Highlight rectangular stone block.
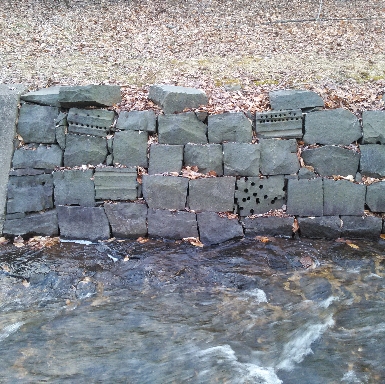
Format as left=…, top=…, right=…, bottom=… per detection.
left=242, top=216, right=294, bottom=237
left=148, top=144, right=183, bottom=175
left=208, top=112, right=252, bottom=143
left=362, top=110, right=385, bottom=144
left=223, top=143, right=260, bottom=176
left=20, top=86, right=61, bottom=107
left=360, top=145, right=385, bottom=178
left=298, top=216, right=341, bottom=239
left=113, top=130, right=148, bottom=167
left=116, top=110, right=156, bottom=132
left=341, top=215, right=382, bottom=240
left=12, top=144, right=63, bottom=169
left=269, top=90, right=324, bottom=111
left=184, top=144, right=223, bottom=175
left=366, top=181, right=385, bottom=212
left=94, top=167, right=137, bottom=200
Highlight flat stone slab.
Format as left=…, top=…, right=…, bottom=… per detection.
left=57, top=206, right=110, bottom=241
left=148, top=144, right=183, bottom=175
left=12, top=145, right=63, bottom=169
left=148, top=85, right=208, bottom=114
left=304, top=109, right=362, bottom=145
left=116, top=110, right=156, bottom=133
left=301, top=146, right=360, bottom=177
left=269, top=89, right=324, bottom=111
left=242, top=216, right=294, bottom=237
left=360, top=144, right=385, bottom=177
left=223, top=143, right=260, bottom=176
left=366, top=181, right=385, bottom=212
left=208, top=112, right=252, bottom=143
left=184, top=144, right=223, bottom=175
left=147, top=209, right=198, bottom=239
left=55, top=112, right=67, bottom=149
left=298, top=216, right=341, bottom=239
left=142, top=175, right=188, bottom=210
left=104, top=202, right=147, bottom=238
left=197, top=212, right=244, bottom=245
left=20, top=86, right=61, bottom=107
left=341, top=215, right=382, bottom=240
left=362, top=110, right=385, bottom=144
left=112, top=130, right=148, bottom=167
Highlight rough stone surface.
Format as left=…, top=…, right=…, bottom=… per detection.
left=17, top=104, right=58, bottom=144
left=113, top=130, right=148, bottom=167
left=208, top=112, right=252, bottom=143
left=269, top=89, right=324, bottom=111
left=64, top=134, right=107, bottom=167
left=304, top=109, right=362, bottom=145
left=148, top=144, right=183, bottom=175
left=188, top=177, right=235, bottom=212
left=298, top=216, right=341, bottom=239
left=116, top=110, right=156, bottom=132
left=301, top=146, right=360, bottom=177
left=197, top=212, right=244, bottom=245
left=242, top=216, right=294, bottom=237
left=184, top=144, right=223, bottom=175
left=323, top=179, right=366, bottom=216
left=57, top=206, right=110, bottom=241
left=12, top=145, right=63, bottom=169
left=286, top=178, right=324, bottom=216
left=55, top=112, right=67, bottom=149
left=53, top=170, right=95, bottom=207
left=158, top=113, right=207, bottom=145
left=366, top=182, right=385, bottom=212
left=362, top=110, right=385, bottom=144
left=260, top=139, right=299, bottom=175
left=148, top=84, right=208, bottom=114
left=341, top=216, right=382, bottom=240
left=360, top=145, right=385, bottom=177
left=298, top=167, right=317, bottom=179
left=147, top=209, right=198, bottom=239
left=223, top=143, right=260, bottom=176
left=20, top=86, right=61, bottom=107
left=142, top=175, right=188, bottom=210
left=104, top=203, right=147, bottom=238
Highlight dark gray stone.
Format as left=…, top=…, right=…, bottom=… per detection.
left=3, top=210, right=58, bottom=237
left=184, top=144, right=223, bottom=175
left=304, top=109, right=362, bottom=145
left=58, top=85, right=121, bottom=108
left=116, top=110, right=156, bottom=132
left=113, top=130, right=148, bottom=167
left=53, top=170, right=95, bottom=207
left=341, top=215, right=382, bottom=240
left=323, top=179, right=366, bottom=216
left=20, top=86, right=61, bottom=107
left=208, top=112, right=253, bottom=143
left=286, top=178, right=324, bottom=216
left=300, top=277, right=332, bottom=301
left=57, top=206, right=110, bottom=241
left=147, top=209, right=198, bottom=239
left=94, top=167, right=137, bottom=200
left=55, top=112, right=67, bottom=150
left=360, top=145, right=385, bottom=177
left=223, top=143, right=260, bottom=176
left=148, top=84, right=208, bottom=114
left=158, top=112, right=207, bottom=145
left=104, top=203, right=147, bottom=238
left=197, top=212, right=244, bottom=245
left=260, top=139, right=299, bottom=175
left=188, top=177, right=235, bottom=212
left=64, top=134, right=107, bottom=167
left=269, top=89, right=324, bottom=111
left=142, top=175, right=188, bottom=210
left=9, top=168, right=48, bottom=176
left=298, top=167, right=317, bottom=179
left=12, top=145, right=63, bottom=169
left=301, top=146, right=360, bottom=177
left=242, top=216, right=294, bottom=237
left=362, top=110, right=385, bottom=144
left=366, top=182, right=385, bottom=212
left=236, top=176, right=286, bottom=216
left=148, top=144, right=183, bottom=174
left=298, top=216, right=341, bottom=239
left=17, top=104, right=58, bottom=144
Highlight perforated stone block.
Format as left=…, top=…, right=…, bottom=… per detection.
left=223, top=143, right=260, bottom=176
left=113, top=130, right=148, bottom=167
left=148, top=144, right=183, bottom=175
left=208, top=112, right=252, bottom=143
left=242, top=216, right=294, bottom=237
left=184, top=144, right=223, bottom=175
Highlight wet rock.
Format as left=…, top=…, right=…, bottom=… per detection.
left=360, top=144, right=385, bottom=177
left=116, top=110, right=156, bottom=132
left=20, top=86, right=61, bottom=107
left=366, top=181, right=385, bottom=212
left=341, top=215, right=382, bottom=240
left=223, top=143, right=260, bottom=176
left=184, top=143, right=223, bottom=175
left=112, top=130, right=148, bottom=167
left=148, top=144, right=184, bottom=175
left=242, top=216, right=294, bottom=237
left=269, top=89, right=324, bottom=111
left=12, top=144, right=63, bottom=169
left=298, top=216, right=341, bottom=239
left=76, top=280, right=97, bottom=299
left=300, top=276, right=332, bottom=301
left=362, top=110, right=385, bottom=144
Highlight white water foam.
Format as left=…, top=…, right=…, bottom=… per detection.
left=0, top=321, right=24, bottom=342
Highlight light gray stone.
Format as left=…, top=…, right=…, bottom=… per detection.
left=223, top=143, right=260, bottom=176
left=242, top=216, right=294, bottom=237
left=116, top=110, right=156, bottom=132
left=298, top=216, right=341, bottom=239
left=12, top=145, right=63, bottom=169
left=184, top=144, right=223, bottom=175
left=113, top=130, right=148, bottom=167
left=360, top=144, right=385, bottom=177
left=148, top=144, right=183, bottom=175
left=362, top=110, right=385, bottom=144
left=20, top=86, right=61, bottom=107
left=269, top=89, right=324, bottom=111
left=341, top=216, right=382, bottom=240
left=55, top=112, right=67, bottom=150
left=298, top=167, right=317, bottom=179
left=366, top=181, right=385, bottom=212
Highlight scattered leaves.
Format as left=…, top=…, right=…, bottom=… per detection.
left=27, top=236, right=60, bottom=249
left=183, top=237, right=204, bottom=247
left=13, top=236, right=25, bottom=248
left=255, top=236, right=271, bottom=243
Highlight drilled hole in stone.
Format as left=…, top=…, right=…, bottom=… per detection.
left=253, top=192, right=258, bottom=197
left=256, top=198, right=260, bottom=204
left=264, top=195, right=268, bottom=199
left=244, top=188, right=248, bottom=193
left=251, top=182, right=255, bottom=186
left=239, top=206, right=244, bottom=211
left=242, top=198, right=247, bottom=202
left=247, top=196, right=250, bottom=200
left=250, top=209, right=254, bottom=214
left=259, top=185, right=263, bottom=189
left=271, top=200, right=275, bottom=204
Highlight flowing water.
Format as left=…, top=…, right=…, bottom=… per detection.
left=0, top=237, right=384, bottom=383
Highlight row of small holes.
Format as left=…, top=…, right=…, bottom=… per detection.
left=69, top=122, right=108, bottom=130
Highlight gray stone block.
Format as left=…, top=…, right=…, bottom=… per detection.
left=255, top=109, right=303, bottom=139
left=142, top=175, right=188, bottom=210
left=3, top=210, right=58, bottom=237
left=223, top=143, right=260, bottom=176
left=17, top=103, right=58, bottom=144
left=298, top=167, right=317, bottom=179
left=116, top=110, right=156, bottom=132
left=53, top=170, right=95, bottom=207
left=366, top=181, right=385, bottom=212
left=360, top=144, right=385, bottom=177
left=64, top=134, right=107, bottom=167
left=269, top=89, right=324, bottom=111
left=341, top=215, right=382, bottom=240
left=58, top=85, right=121, bottom=108
left=286, top=178, right=323, bottom=216
left=236, top=176, right=286, bottom=216
left=208, top=112, right=252, bottom=143
left=158, top=112, right=207, bottom=145
left=197, top=212, right=244, bottom=245
left=301, top=146, right=360, bottom=177
left=113, top=130, right=148, bottom=167
left=148, top=84, right=208, bottom=114
left=188, top=177, right=235, bottom=212
left=94, top=167, right=137, bottom=200
left=20, top=86, right=61, bottom=107
left=55, top=112, right=67, bottom=150
left=362, top=110, right=385, bottom=144
left=6, top=174, right=53, bottom=214
left=147, top=209, right=198, bottom=239
left=260, top=139, right=299, bottom=175
left=104, top=202, right=147, bottom=238
left=148, top=144, right=183, bottom=175
left=12, top=145, right=63, bottom=169
left=242, top=216, right=294, bottom=237
left=304, top=109, right=362, bottom=145
left=184, top=144, right=223, bottom=175
left=323, top=179, right=366, bottom=216
left=298, top=216, right=341, bottom=239
left=57, top=206, right=110, bottom=241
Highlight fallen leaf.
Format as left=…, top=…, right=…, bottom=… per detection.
left=0, top=237, right=9, bottom=245
left=348, top=243, right=360, bottom=249
left=255, top=236, right=271, bottom=243
left=22, top=279, right=30, bottom=288
left=300, top=256, right=313, bottom=268
left=183, top=237, right=204, bottom=247
left=292, top=219, right=299, bottom=233
left=380, top=234, right=385, bottom=240
left=137, top=236, right=149, bottom=244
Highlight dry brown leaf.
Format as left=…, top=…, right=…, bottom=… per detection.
left=255, top=236, right=271, bottom=243
left=348, top=243, right=360, bottom=249
left=299, top=256, right=313, bottom=269
left=380, top=234, right=385, bottom=240
left=292, top=219, right=299, bottom=233
left=0, top=237, right=9, bottom=245
left=183, top=237, right=204, bottom=247
left=137, top=237, right=149, bottom=244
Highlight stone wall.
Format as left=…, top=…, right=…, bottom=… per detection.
left=1, top=83, right=385, bottom=245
